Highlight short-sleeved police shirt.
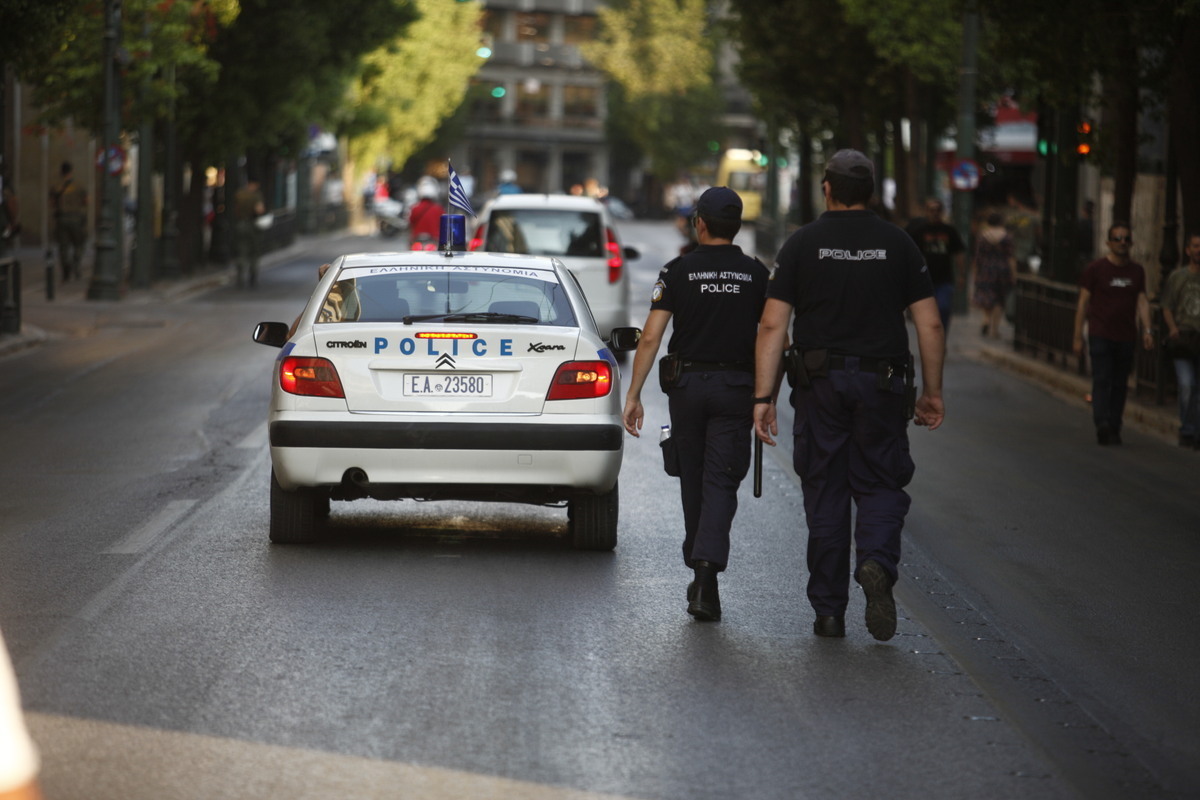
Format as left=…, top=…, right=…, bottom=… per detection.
left=768, top=210, right=933, bottom=360
left=651, top=243, right=769, bottom=362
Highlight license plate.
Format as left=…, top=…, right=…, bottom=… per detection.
left=402, top=373, right=493, bottom=397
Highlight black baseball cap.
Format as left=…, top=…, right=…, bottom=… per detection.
left=825, top=149, right=874, bottom=180
left=695, top=186, right=743, bottom=221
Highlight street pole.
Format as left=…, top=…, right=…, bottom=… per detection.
left=89, top=0, right=124, bottom=300
left=131, top=13, right=153, bottom=288
left=160, top=63, right=180, bottom=279
left=951, top=0, right=979, bottom=316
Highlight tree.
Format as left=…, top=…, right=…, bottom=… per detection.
left=580, top=0, right=719, bottom=185
left=344, top=0, right=485, bottom=172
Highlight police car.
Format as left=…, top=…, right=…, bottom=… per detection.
left=253, top=221, right=640, bottom=550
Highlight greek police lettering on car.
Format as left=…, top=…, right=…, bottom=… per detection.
left=372, top=337, right=514, bottom=356
left=367, top=265, right=550, bottom=281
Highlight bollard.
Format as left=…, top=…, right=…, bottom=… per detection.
left=44, top=249, right=55, bottom=301
left=0, top=257, right=21, bottom=334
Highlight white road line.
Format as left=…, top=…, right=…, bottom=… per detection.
left=103, top=499, right=198, bottom=555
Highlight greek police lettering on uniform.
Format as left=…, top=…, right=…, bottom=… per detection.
left=622, top=186, right=770, bottom=622
left=753, top=149, right=946, bottom=641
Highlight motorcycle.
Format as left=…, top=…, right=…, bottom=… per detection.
left=374, top=196, right=407, bottom=238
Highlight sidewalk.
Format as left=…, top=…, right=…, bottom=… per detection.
left=950, top=310, right=1181, bottom=445
left=0, top=238, right=304, bottom=359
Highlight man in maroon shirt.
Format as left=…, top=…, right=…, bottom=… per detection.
left=1072, top=222, right=1154, bottom=444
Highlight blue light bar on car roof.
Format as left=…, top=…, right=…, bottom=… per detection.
left=439, top=214, right=467, bottom=253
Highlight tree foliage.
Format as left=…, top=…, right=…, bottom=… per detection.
left=0, top=0, right=87, bottom=78
left=345, top=0, right=485, bottom=171
left=20, top=0, right=238, bottom=134
left=581, top=0, right=718, bottom=182
left=193, top=0, right=417, bottom=160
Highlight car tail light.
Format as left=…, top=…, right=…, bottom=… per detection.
left=547, top=361, right=613, bottom=400
left=605, top=227, right=623, bottom=284
left=280, top=356, right=345, bottom=398
left=468, top=223, right=486, bottom=251
left=410, top=241, right=437, bottom=252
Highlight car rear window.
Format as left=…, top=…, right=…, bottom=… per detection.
left=485, top=209, right=604, bottom=258
left=316, top=267, right=578, bottom=326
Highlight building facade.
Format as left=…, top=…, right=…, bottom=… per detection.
left=459, top=0, right=610, bottom=199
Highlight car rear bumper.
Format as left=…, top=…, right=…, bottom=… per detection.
left=269, top=418, right=623, bottom=494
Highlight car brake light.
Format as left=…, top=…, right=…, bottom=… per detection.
left=469, top=223, right=486, bottom=251
left=606, top=227, right=623, bottom=283
left=280, top=356, right=345, bottom=398
left=547, top=361, right=614, bottom=400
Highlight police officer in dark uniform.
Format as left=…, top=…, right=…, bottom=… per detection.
left=623, top=186, right=770, bottom=621
left=753, top=149, right=945, bottom=641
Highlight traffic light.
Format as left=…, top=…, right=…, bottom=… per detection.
left=1076, top=120, right=1094, bottom=158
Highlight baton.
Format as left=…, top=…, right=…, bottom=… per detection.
left=753, top=434, right=763, bottom=498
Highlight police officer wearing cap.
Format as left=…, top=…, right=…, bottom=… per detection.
left=753, top=149, right=945, bottom=641
left=623, top=186, right=770, bottom=622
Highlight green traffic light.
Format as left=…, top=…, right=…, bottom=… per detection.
left=491, top=87, right=506, bottom=98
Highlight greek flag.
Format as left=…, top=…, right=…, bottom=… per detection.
left=447, top=161, right=475, bottom=217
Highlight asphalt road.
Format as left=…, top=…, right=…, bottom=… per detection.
left=0, top=220, right=1195, bottom=799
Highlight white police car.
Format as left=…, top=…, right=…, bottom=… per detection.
left=253, top=225, right=640, bottom=550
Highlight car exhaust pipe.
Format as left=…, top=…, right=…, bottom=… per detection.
left=345, top=468, right=369, bottom=488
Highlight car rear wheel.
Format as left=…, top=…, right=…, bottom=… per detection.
left=569, top=480, right=618, bottom=551
left=269, top=469, right=325, bottom=544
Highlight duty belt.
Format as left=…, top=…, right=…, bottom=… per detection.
left=827, top=354, right=904, bottom=375
left=680, top=360, right=755, bottom=373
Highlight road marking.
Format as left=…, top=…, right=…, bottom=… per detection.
left=103, top=499, right=197, bottom=555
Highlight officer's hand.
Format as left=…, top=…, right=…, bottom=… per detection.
left=914, top=394, right=944, bottom=431
left=754, top=403, right=778, bottom=447
left=622, top=398, right=644, bottom=437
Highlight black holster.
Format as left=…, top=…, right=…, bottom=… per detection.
left=658, top=353, right=683, bottom=392
left=903, top=355, right=916, bottom=421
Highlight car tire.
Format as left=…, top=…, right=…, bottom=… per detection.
left=269, top=469, right=324, bottom=544
left=569, top=480, right=618, bottom=551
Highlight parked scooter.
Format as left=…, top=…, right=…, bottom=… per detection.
left=374, top=196, right=407, bottom=238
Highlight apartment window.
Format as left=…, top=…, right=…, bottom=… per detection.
left=563, top=15, right=596, bottom=45
left=562, top=85, right=598, bottom=124
left=481, top=9, right=505, bottom=41
left=516, top=12, right=551, bottom=44
left=516, top=79, right=551, bottom=122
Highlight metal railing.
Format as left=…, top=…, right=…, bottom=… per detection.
left=0, top=256, right=20, bottom=334
left=1011, top=274, right=1176, bottom=403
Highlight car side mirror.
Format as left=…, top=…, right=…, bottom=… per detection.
left=253, top=321, right=291, bottom=348
left=623, top=246, right=640, bottom=260
left=608, top=326, right=642, bottom=351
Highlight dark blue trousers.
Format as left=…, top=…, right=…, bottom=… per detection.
left=1088, top=336, right=1135, bottom=433
left=791, top=361, right=914, bottom=616
left=668, top=371, right=754, bottom=570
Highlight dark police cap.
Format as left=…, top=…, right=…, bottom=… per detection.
left=825, top=149, right=874, bottom=180
left=695, top=186, right=743, bottom=221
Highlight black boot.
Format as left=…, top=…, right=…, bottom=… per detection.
left=687, top=561, right=721, bottom=621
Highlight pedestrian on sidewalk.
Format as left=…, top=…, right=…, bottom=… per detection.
left=50, top=162, right=87, bottom=282
left=905, top=197, right=964, bottom=336
left=622, top=187, right=770, bottom=622
left=1072, top=222, right=1154, bottom=445
left=0, top=167, right=19, bottom=257
left=970, top=212, right=1015, bottom=339
left=233, top=177, right=265, bottom=288
left=753, top=149, right=945, bottom=641
left=1161, top=231, right=1200, bottom=448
